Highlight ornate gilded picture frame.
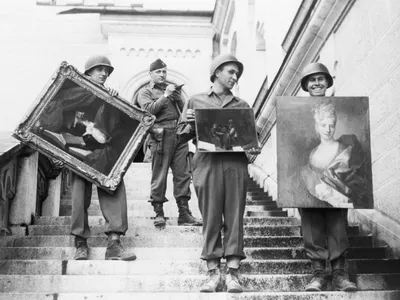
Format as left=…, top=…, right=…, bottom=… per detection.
left=13, top=61, right=155, bottom=193
left=195, top=108, right=259, bottom=152
left=276, top=96, right=373, bottom=209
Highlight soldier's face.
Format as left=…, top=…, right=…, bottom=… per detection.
left=306, top=73, right=328, bottom=96
left=88, top=66, right=110, bottom=85
left=215, top=63, right=239, bottom=90
left=150, top=68, right=167, bottom=84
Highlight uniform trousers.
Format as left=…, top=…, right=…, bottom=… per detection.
left=70, top=173, right=128, bottom=239
left=148, top=128, right=191, bottom=203
left=299, top=208, right=349, bottom=261
left=193, top=152, right=248, bottom=261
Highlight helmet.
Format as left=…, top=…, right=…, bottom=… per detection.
left=210, top=54, right=244, bottom=82
left=84, top=55, right=114, bottom=75
left=300, top=62, right=333, bottom=91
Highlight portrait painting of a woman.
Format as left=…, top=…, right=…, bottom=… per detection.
left=277, top=95, right=373, bottom=210
left=300, top=101, right=370, bottom=209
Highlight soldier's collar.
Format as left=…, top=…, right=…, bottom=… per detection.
left=208, top=87, right=238, bottom=101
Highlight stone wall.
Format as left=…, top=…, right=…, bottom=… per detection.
left=317, top=0, right=400, bottom=224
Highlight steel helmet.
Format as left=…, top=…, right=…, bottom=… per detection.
left=210, top=54, right=244, bottom=82
left=84, top=55, right=114, bottom=75
left=300, top=62, right=333, bottom=92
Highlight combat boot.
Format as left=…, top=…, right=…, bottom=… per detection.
left=199, top=268, right=221, bottom=292
left=74, top=236, right=89, bottom=260
left=331, top=256, right=358, bottom=291
left=105, top=233, right=137, bottom=261
left=177, top=199, right=202, bottom=226
left=226, top=267, right=243, bottom=293
left=152, top=203, right=166, bottom=227
left=305, top=259, right=328, bottom=291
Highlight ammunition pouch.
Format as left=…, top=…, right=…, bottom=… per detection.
left=149, top=127, right=164, bottom=155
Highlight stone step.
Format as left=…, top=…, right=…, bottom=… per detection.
left=246, top=200, right=276, bottom=206
left=34, top=216, right=300, bottom=226
left=246, top=191, right=267, bottom=196
left=0, top=236, right=373, bottom=248
left=58, top=201, right=280, bottom=215
left=0, top=246, right=387, bottom=261
left=2, top=291, right=400, bottom=300
left=27, top=224, right=359, bottom=237
left=247, top=195, right=271, bottom=201
left=59, top=207, right=286, bottom=217
left=246, top=211, right=288, bottom=217
left=28, top=225, right=302, bottom=237
left=59, top=206, right=204, bottom=218
left=245, top=204, right=279, bottom=211
left=1, top=273, right=400, bottom=293
left=1, top=259, right=398, bottom=275
left=59, top=199, right=201, bottom=212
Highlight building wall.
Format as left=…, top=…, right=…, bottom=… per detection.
left=1, top=1, right=214, bottom=133
left=103, top=20, right=215, bottom=102
left=218, top=0, right=301, bottom=105
left=1, top=1, right=109, bottom=132
left=312, top=0, right=400, bottom=223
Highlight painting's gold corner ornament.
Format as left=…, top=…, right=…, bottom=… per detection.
left=16, top=129, right=31, bottom=141
left=104, top=176, right=120, bottom=191
left=59, top=61, right=74, bottom=76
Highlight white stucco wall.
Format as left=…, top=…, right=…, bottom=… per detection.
left=1, top=1, right=109, bottom=132
left=108, top=33, right=214, bottom=102
left=316, top=0, right=400, bottom=222
left=1, top=2, right=215, bottom=133
left=220, top=0, right=301, bottom=106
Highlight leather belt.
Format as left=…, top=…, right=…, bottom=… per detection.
left=153, top=119, right=178, bottom=129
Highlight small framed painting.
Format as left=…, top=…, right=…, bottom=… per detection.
left=195, top=108, right=259, bottom=152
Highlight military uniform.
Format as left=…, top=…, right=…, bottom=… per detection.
left=138, top=81, right=191, bottom=205
left=187, top=89, right=249, bottom=262
left=71, top=176, right=128, bottom=239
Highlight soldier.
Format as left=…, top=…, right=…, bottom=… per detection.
left=182, top=54, right=260, bottom=293
left=299, top=62, right=357, bottom=292
left=70, top=55, right=137, bottom=261
left=138, top=58, right=201, bottom=227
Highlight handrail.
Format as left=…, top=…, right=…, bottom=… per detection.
left=0, top=139, right=69, bottom=236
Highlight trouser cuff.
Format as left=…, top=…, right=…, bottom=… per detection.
left=206, top=258, right=221, bottom=270
left=226, top=256, right=241, bottom=269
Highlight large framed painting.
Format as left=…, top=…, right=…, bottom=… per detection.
left=13, top=61, right=155, bottom=193
left=276, top=96, right=373, bottom=209
left=195, top=108, right=259, bottom=152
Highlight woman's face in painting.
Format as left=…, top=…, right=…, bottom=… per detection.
left=315, top=115, right=336, bottom=141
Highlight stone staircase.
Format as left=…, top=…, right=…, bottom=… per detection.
left=1, top=163, right=400, bottom=299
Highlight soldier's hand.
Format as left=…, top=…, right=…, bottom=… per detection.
left=247, top=147, right=261, bottom=155
left=186, top=109, right=196, bottom=122
left=106, top=87, right=119, bottom=97
left=164, top=84, right=176, bottom=98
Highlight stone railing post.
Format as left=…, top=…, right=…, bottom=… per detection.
left=41, top=174, right=62, bottom=216
left=9, top=151, right=39, bottom=225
